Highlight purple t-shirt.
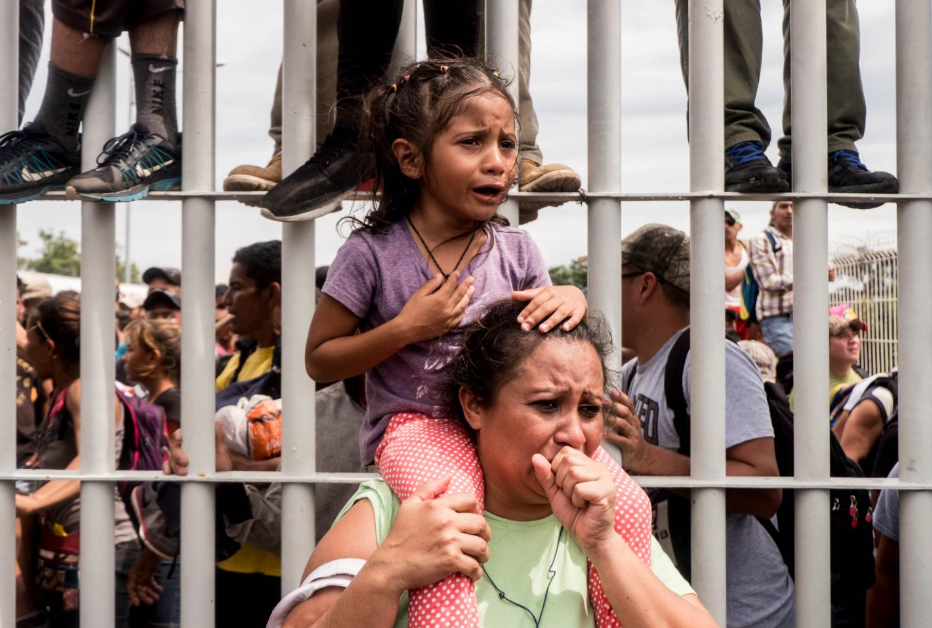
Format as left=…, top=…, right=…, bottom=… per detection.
left=323, top=220, right=552, bottom=463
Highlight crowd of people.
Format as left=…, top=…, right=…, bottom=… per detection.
left=7, top=1, right=905, bottom=628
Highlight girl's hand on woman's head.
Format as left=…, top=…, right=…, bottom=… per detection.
left=396, top=272, right=475, bottom=343
left=532, top=447, right=616, bottom=553
left=369, top=477, right=491, bottom=595
left=513, top=285, right=588, bottom=333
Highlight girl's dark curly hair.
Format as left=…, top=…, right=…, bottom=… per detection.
left=440, top=300, right=618, bottom=428
left=346, top=56, right=518, bottom=234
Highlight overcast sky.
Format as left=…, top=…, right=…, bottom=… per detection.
left=15, top=1, right=899, bottom=284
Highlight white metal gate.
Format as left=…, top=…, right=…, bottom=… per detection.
left=1, top=1, right=929, bottom=627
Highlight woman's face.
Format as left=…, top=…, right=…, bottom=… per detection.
left=461, top=339, right=606, bottom=519
left=123, top=340, right=155, bottom=382
left=24, top=316, right=54, bottom=379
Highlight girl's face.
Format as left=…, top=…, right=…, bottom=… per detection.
left=124, top=339, right=156, bottom=382
left=416, top=92, right=518, bottom=223
left=460, top=340, right=606, bottom=520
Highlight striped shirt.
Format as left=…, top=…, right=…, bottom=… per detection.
left=748, top=226, right=793, bottom=320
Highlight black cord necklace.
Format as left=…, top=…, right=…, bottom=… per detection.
left=406, top=215, right=478, bottom=281
left=481, top=527, right=564, bottom=628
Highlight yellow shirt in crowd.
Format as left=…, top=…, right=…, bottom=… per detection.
left=215, top=344, right=281, bottom=577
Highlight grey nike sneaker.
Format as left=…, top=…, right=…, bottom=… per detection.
left=66, top=123, right=181, bottom=202
left=0, top=124, right=80, bottom=204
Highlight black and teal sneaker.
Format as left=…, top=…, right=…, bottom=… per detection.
left=66, top=123, right=181, bottom=202
left=0, top=125, right=80, bottom=204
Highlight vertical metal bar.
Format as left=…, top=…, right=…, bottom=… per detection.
left=389, top=0, right=417, bottom=73
left=181, top=2, right=218, bottom=625
left=0, top=2, right=18, bottom=626
left=79, top=45, right=117, bottom=628
left=686, top=1, right=727, bottom=622
left=790, top=0, right=831, bottom=624
left=486, top=0, right=520, bottom=225
left=586, top=0, right=623, bottom=463
left=280, top=0, right=318, bottom=595
left=896, top=1, right=932, bottom=624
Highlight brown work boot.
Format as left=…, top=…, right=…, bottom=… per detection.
left=517, top=159, right=581, bottom=224
left=223, top=155, right=283, bottom=192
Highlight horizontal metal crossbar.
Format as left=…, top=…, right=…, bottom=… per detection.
left=0, top=471, right=918, bottom=491
left=31, top=189, right=917, bottom=204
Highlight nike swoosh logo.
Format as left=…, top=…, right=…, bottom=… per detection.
left=67, top=89, right=91, bottom=98
left=135, top=159, right=174, bottom=178
left=149, top=65, right=173, bottom=74
left=21, top=166, right=69, bottom=182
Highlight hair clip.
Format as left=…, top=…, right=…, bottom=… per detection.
left=492, top=70, right=500, bottom=78
left=440, top=65, right=449, bottom=73
left=391, top=83, right=398, bottom=93
left=403, top=74, right=411, bottom=82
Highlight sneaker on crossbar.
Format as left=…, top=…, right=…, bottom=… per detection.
left=66, top=123, right=181, bottom=202
left=725, top=141, right=788, bottom=194
left=0, top=124, right=79, bottom=204
left=259, top=128, right=369, bottom=222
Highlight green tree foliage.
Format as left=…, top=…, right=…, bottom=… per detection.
left=18, top=229, right=140, bottom=283
left=20, top=230, right=81, bottom=276
left=548, top=259, right=587, bottom=289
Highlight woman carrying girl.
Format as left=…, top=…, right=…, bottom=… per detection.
left=16, top=296, right=140, bottom=627
left=305, top=58, right=652, bottom=628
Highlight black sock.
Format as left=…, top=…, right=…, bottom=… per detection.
left=32, top=62, right=96, bottom=153
left=131, top=54, right=179, bottom=144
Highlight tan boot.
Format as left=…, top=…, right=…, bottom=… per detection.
left=519, top=159, right=581, bottom=193
left=517, top=159, right=581, bottom=224
left=223, top=155, right=283, bottom=192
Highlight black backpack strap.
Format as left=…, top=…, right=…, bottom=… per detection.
left=664, top=329, right=692, bottom=456
left=230, top=338, right=259, bottom=384
left=764, top=229, right=781, bottom=253
left=622, top=363, right=637, bottom=394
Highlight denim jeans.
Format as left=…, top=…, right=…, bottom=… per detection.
left=19, top=0, right=45, bottom=123
left=760, top=313, right=794, bottom=358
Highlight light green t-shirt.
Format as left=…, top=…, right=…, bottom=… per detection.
left=337, top=480, right=694, bottom=628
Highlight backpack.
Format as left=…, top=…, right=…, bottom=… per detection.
left=739, top=230, right=779, bottom=324
left=113, top=385, right=170, bottom=510
left=632, top=330, right=875, bottom=594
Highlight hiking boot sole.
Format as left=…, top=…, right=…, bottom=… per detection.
left=66, top=177, right=181, bottom=202
left=259, top=188, right=354, bottom=222
left=520, top=169, right=581, bottom=194
left=0, top=183, right=63, bottom=204
left=830, top=179, right=898, bottom=209
left=223, top=173, right=280, bottom=192
left=726, top=175, right=789, bottom=194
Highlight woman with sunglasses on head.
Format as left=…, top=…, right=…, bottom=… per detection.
left=17, top=296, right=140, bottom=627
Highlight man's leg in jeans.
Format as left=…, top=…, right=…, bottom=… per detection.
left=674, top=0, right=785, bottom=193
left=18, top=0, right=46, bottom=125
left=224, top=0, right=339, bottom=194
left=515, top=0, right=581, bottom=224
left=259, top=0, right=404, bottom=221
left=66, top=8, right=185, bottom=201
left=777, top=0, right=895, bottom=202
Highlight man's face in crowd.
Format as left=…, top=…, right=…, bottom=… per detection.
left=829, top=328, right=861, bottom=368
left=223, top=263, right=273, bottom=337
left=771, top=201, right=793, bottom=232
left=146, top=306, right=182, bottom=326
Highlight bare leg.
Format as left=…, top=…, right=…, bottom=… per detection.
left=128, top=10, right=182, bottom=56
left=49, top=17, right=107, bottom=77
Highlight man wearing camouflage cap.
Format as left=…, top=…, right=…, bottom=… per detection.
left=606, top=224, right=795, bottom=628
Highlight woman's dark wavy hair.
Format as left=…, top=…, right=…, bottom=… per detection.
left=32, top=296, right=81, bottom=368
left=440, top=300, right=618, bottom=427
left=346, top=56, right=518, bottom=234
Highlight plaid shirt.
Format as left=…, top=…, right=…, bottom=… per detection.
left=748, top=226, right=793, bottom=320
